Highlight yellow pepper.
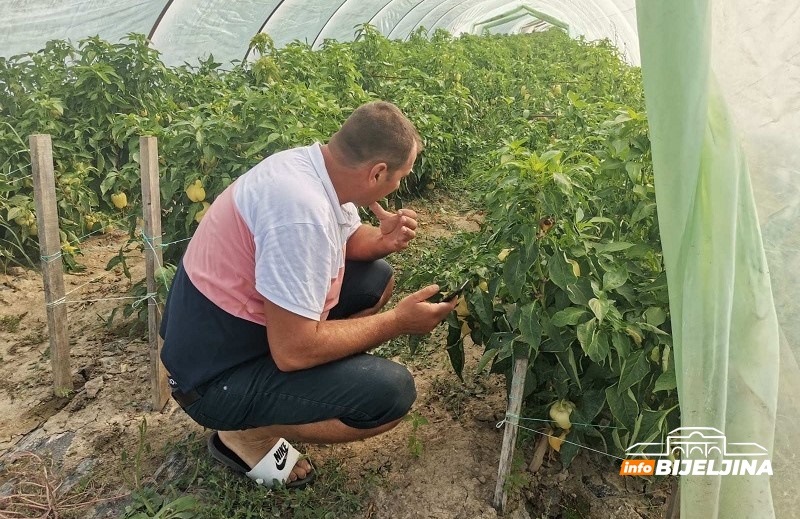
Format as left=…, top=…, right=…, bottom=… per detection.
left=186, top=180, right=206, bottom=203
left=549, top=430, right=568, bottom=452
left=549, top=400, right=576, bottom=430
left=195, top=201, right=210, bottom=223
left=111, top=192, right=127, bottom=209
left=460, top=320, right=471, bottom=337
left=456, top=298, right=470, bottom=318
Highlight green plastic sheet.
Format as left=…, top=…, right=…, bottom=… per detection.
left=637, top=1, right=779, bottom=517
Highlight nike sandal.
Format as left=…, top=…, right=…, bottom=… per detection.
left=207, top=431, right=315, bottom=489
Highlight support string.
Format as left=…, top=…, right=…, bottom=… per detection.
left=496, top=415, right=627, bottom=462
left=504, top=412, right=623, bottom=430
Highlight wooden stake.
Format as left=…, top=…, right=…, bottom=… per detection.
left=493, top=356, right=529, bottom=512
left=527, top=431, right=549, bottom=473
left=140, top=136, right=169, bottom=412
left=29, top=134, right=71, bottom=396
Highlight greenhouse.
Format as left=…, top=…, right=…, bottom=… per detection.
left=0, top=1, right=797, bottom=518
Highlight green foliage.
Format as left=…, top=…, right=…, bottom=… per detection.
left=0, top=28, right=479, bottom=270
left=1, top=26, right=678, bottom=458
left=173, top=435, right=369, bottom=518
left=120, top=417, right=153, bottom=492
left=120, top=418, right=202, bottom=519
left=0, top=313, right=24, bottom=332
left=504, top=450, right=532, bottom=496
left=403, top=411, right=430, bottom=458
left=435, top=99, right=677, bottom=462
left=116, top=428, right=370, bottom=519
left=389, top=30, right=677, bottom=460
left=124, top=490, right=201, bottom=519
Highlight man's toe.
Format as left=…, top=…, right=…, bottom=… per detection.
left=293, top=460, right=312, bottom=480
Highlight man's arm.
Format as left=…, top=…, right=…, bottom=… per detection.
left=263, top=285, right=456, bottom=371
left=345, top=224, right=395, bottom=261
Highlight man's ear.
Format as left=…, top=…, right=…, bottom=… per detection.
left=369, top=162, right=389, bottom=183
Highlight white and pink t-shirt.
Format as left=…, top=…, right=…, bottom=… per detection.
left=181, top=143, right=362, bottom=324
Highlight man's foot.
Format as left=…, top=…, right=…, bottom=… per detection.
left=218, top=430, right=312, bottom=484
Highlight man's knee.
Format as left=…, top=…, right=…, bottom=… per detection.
left=329, top=260, right=394, bottom=320
left=373, top=274, right=395, bottom=311
left=380, top=360, right=416, bottom=420
left=345, top=272, right=394, bottom=318
left=365, top=259, right=394, bottom=307
left=341, top=359, right=416, bottom=429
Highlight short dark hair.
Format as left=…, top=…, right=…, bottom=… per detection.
left=330, top=101, right=423, bottom=172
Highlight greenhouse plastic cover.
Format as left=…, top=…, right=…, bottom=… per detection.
left=1, top=0, right=799, bottom=517
left=0, top=0, right=641, bottom=66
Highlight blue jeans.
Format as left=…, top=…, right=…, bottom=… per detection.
left=162, top=258, right=415, bottom=430
left=182, top=352, right=416, bottom=431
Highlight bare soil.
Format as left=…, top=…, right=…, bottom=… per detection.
left=0, top=204, right=672, bottom=518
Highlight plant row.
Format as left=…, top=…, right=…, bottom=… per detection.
left=0, top=26, right=675, bottom=458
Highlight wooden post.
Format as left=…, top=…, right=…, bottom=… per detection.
left=493, top=356, right=529, bottom=512
left=140, top=136, right=169, bottom=411
left=29, top=134, right=71, bottom=396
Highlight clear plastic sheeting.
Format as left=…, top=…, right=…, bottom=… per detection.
left=710, top=0, right=800, bottom=516
left=314, top=0, right=397, bottom=47
left=475, top=14, right=548, bottom=36
left=261, top=0, right=344, bottom=50
left=0, top=0, right=641, bottom=66
left=469, top=5, right=566, bottom=35
left=0, top=0, right=162, bottom=58
left=637, top=0, right=800, bottom=516
left=447, top=2, right=565, bottom=37
left=516, top=19, right=556, bottom=34
left=377, top=0, right=464, bottom=41
left=370, top=0, right=429, bottom=41
left=441, top=1, right=639, bottom=63
left=149, top=0, right=278, bottom=66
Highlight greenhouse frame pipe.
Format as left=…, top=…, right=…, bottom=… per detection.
left=387, top=0, right=429, bottom=38
left=488, top=16, right=548, bottom=35
left=312, top=0, right=350, bottom=48
left=404, top=0, right=522, bottom=40
left=243, top=0, right=291, bottom=61
left=373, top=0, right=464, bottom=41
left=472, top=5, right=568, bottom=32
left=517, top=18, right=552, bottom=33
left=147, top=0, right=176, bottom=40
left=474, top=12, right=534, bottom=34
left=521, top=8, right=568, bottom=30
left=314, top=0, right=393, bottom=49
left=407, top=0, right=468, bottom=39
left=472, top=12, right=565, bottom=35
left=473, top=5, right=532, bottom=26
left=447, top=0, right=576, bottom=41
left=366, top=0, right=399, bottom=28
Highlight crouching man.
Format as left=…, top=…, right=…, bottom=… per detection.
left=160, top=101, right=456, bottom=488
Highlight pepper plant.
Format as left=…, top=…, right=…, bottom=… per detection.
left=440, top=101, right=677, bottom=464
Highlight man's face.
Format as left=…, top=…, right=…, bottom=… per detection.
left=363, top=143, right=416, bottom=205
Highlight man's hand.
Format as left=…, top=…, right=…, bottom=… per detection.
left=392, top=285, right=458, bottom=335
left=369, top=202, right=418, bottom=252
